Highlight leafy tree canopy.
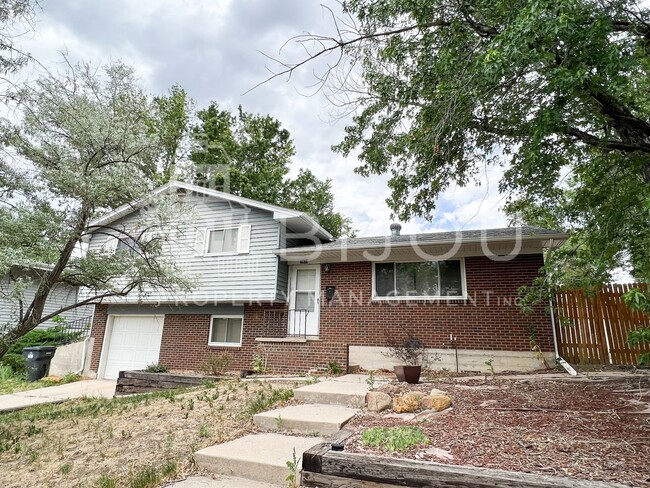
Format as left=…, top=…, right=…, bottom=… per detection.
left=188, top=103, right=355, bottom=237
left=275, top=0, right=650, bottom=283
left=0, top=61, right=191, bottom=357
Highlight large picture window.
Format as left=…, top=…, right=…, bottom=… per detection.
left=373, top=260, right=465, bottom=299
left=209, top=316, right=243, bottom=346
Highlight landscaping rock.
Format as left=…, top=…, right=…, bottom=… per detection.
left=392, top=394, right=420, bottom=413
left=405, top=391, right=425, bottom=401
left=429, top=388, right=447, bottom=396
left=421, top=395, right=452, bottom=411
left=366, top=391, right=392, bottom=412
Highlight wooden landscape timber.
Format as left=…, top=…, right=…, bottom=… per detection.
left=114, top=370, right=225, bottom=395
left=301, top=432, right=628, bottom=488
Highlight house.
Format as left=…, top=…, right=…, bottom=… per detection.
left=86, top=181, right=567, bottom=379
left=0, top=265, right=94, bottom=334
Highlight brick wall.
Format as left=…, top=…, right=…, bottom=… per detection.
left=89, top=304, right=108, bottom=371
left=89, top=254, right=551, bottom=375
left=319, top=254, right=553, bottom=352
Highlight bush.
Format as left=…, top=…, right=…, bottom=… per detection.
left=201, top=353, right=232, bottom=376
left=1, top=354, right=26, bottom=375
left=7, top=326, right=84, bottom=357
left=144, top=363, right=169, bottom=373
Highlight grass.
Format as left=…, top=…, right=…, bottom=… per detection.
left=361, top=426, right=429, bottom=452
left=0, top=379, right=295, bottom=487
left=0, top=364, right=82, bottom=395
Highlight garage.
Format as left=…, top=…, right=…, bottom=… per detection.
left=100, top=315, right=164, bottom=380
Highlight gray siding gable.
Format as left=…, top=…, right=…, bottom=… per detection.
left=87, top=194, right=285, bottom=304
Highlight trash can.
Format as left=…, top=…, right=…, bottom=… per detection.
left=22, top=346, right=57, bottom=382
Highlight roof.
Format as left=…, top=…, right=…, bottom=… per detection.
left=275, top=226, right=568, bottom=263
left=86, top=180, right=333, bottom=241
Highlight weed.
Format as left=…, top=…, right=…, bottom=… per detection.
left=365, top=370, right=376, bottom=391
left=361, top=426, right=429, bottom=452
left=199, top=424, right=209, bottom=438
left=162, top=459, right=178, bottom=477
left=286, top=447, right=300, bottom=487
left=485, top=358, right=495, bottom=375
left=202, top=379, right=216, bottom=388
left=128, top=465, right=160, bottom=488
left=26, top=424, right=43, bottom=437
left=244, top=388, right=294, bottom=418
left=60, top=462, right=73, bottom=475
left=0, top=364, right=14, bottom=381
left=326, top=360, right=344, bottom=376
left=144, top=362, right=169, bottom=373
left=275, top=415, right=284, bottom=430
left=98, top=474, right=117, bottom=488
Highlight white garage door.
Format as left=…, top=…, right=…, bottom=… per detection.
left=101, top=315, right=164, bottom=380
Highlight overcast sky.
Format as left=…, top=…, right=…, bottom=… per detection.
left=18, top=0, right=509, bottom=237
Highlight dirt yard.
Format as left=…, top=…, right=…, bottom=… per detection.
left=346, top=373, right=650, bottom=487
left=0, top=379, right=295, bottom=488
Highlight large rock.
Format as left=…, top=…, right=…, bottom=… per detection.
left=405, top=391, right=425, bottom=401
left=429, top=388, right=447, bottom=396
left=392, top=394, right=420, bottom=413
left=366, top=391, right=392, bottom=412
left=421, top=395, right=452, bottom=411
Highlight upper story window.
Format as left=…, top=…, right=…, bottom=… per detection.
left=194, top=224, right=251, bottom=256
left=373, top=259, right=465, bottom=299
left=208, top=228, right=239, bottom=254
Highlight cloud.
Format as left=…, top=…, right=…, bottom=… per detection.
left=18, top=0, right=510, bottom=237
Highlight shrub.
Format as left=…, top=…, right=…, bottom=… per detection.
left=201, top=353, right=232, bottom=376
left=144, top=363, right=169, bottom=373
left=7, top=326, right=84, bottom=357
left=0, top=364, right=14, bottom=381
left=1, top=354, right=26, bottom=374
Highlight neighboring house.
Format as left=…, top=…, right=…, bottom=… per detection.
left=87, top=181, right=568, bottom=379
left=0, top=265, right=94, bottom=333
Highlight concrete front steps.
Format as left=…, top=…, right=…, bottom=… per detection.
left=194, top=433, right=323, bottom=486
left=293, top=374, right=381, bottom=407
left=253, top=403, right=358, bottom=436
left=194, top=375, right=375, bottom=486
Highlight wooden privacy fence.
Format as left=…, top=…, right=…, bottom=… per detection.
left=554, top=283, right=650, bottom=365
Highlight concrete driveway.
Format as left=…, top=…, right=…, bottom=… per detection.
left=0, top=380, right=116, bottom=413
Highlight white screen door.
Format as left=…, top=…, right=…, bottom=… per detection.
left=288, top=265, right=320, bottom=336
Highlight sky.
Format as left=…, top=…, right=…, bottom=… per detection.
left=16, top=0, right=509, bottom=237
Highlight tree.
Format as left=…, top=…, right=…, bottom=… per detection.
left=0, top=0, right=38, bottom=75
left=150, top=84, right=193, bottom=184
left=0, top=61, right=191, bottom=358
left=270, top=0, right=650, bottom=282
left=189, top=103, right=354, bottom=237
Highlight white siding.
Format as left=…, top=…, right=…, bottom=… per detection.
left=86, top=194, right=282, bottom=303
left=0, top=273, right=94, bottom=332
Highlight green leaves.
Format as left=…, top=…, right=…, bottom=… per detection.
left=189, top=103, right=354, bottom=237
left=322, top=0, right=650, bottom=281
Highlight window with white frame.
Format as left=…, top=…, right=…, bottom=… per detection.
left=373, top=260, right=465, bottom=299
left=208, top=227, right=239, bottom=254
left=195, top=224, right=251, bottom=256
left=209, top=316, right=243, bottom=346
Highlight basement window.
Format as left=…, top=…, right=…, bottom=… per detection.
left=208, top=316, right=243, bottom=347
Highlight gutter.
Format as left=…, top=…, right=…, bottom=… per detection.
left=274, top=233, right=570, bottom=259
left=75, top=335, right=90, bottom=376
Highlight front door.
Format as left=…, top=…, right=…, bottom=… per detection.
left=288, top=265, right=320, bottom=336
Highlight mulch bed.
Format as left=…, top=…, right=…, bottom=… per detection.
left=345, top=375, right=650, bottom=487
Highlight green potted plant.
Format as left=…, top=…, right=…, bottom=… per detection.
left=383, top=330, right=426, bottom=384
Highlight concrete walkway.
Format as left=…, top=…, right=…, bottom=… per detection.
left=0, top=380, right=116, bottom=413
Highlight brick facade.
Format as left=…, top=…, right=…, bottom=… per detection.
left=89, top=254, right=551, bottom=375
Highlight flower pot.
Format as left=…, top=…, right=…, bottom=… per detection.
left=394, top=365, right=421, bottom=384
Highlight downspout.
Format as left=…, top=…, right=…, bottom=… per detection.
left=75, top=335, right=90, bottom=376
left=547, top=245, right=577, bottom=376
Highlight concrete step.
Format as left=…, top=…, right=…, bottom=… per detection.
left=169, top=475, right=280, bottom=487
left=253, top=403, right=358, bottom=435
left=293, top=379, right=369, bottom=407
left=194, top=433, right=323, bottom=486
